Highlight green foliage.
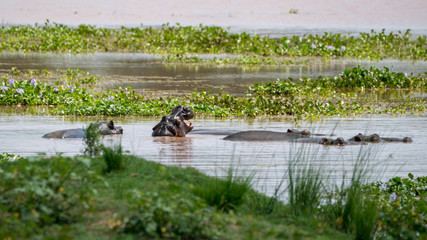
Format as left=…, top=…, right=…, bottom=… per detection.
left=0, top=152, right=23, bottom=162
left=193, top=168, right=253, bottom=212
left=250, top=66, right=427, bottom=96
left=101, top=144, right=125, bottom=173
left=319, top=145, right=380, bottom=239
left=123, top=190, right=225, bottom=239
left=364, top=174, right=427, bottom=239
left=1, top=22, right=426, bottom=60
left=0, top=156, right=99, bottom=239
left=83, top=122, right=101, bottom=157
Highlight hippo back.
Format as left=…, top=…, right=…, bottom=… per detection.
left=223, top=130, right=309, bottom=141
left=42, top=128, right=86, bottom=139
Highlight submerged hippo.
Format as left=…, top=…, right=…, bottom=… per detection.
left=222, top=129, right=327, bottom=141
left=152, top=105, right=194, bottom=137
left=223, top=130, right=412, bottom=146
left=42, top=121, right=123, bottom=139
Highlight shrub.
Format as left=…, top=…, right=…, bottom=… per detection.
left=83, top=122, right=101, bottom=156
left=0, top=156, right=100, bottom=239
left=123, top=190, right=225, bottom=239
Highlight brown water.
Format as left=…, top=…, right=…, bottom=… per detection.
left=1, top=52, right=427, bottom=95
left=1, top=114, right=425, bottom=196
left=2, top=0, right=427, bottom=36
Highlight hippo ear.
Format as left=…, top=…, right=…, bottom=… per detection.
left=108, top=120, right=115, bottom=129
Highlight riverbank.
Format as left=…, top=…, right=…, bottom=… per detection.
left=1, top=149, right=425, bottom=239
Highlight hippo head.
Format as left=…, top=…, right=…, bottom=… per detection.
left=98, top=120, right=124, bottom=135
left=287, top=129, right=311, bottom=136
left=321, top=137, right=346, bottom=146
left=351, top=133, right=380, bottom=143
left=152, top=105, right=194, bottom=137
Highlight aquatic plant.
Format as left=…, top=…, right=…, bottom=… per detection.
left=1, top=67, right=426, bottom=120
left=1, top=21, right=426, bottom=61
left=364, top=174, right=427, bottom=239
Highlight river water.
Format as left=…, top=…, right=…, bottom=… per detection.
left=1, top=52, right=427, bottom=95
left=1, top=52, right=427, bottom=196
left=0, top=113, right=425, bottom=196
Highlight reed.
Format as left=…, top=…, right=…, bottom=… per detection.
left=287, top=143, right=327, bottom=217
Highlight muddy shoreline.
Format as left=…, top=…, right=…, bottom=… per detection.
left=2, top=0, right=427, bottom=36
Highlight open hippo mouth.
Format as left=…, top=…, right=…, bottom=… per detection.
left=184, top=120, right=192, bottom=128
left=152, top=105, right=195, bottom=137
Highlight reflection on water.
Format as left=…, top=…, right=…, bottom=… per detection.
left=153, top=137, right=194, bottom=164
left=1, top=52, right=426, bottom=95
left=1, top=114, right=426, bottom=197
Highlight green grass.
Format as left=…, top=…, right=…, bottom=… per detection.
left=288, top=144, right=326, bottom=217
left=101, top=144, right=125, bottom=173
left=193, top=167, right=253, bottom=212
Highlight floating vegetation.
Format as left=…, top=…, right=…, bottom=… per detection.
left=1, top=21, right=426, bottom=61
left=0, top=67, right=426, bottom=120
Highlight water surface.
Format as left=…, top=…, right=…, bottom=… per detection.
left=1, top=114, right=425, bottom=197
left=1, top=52, right=426, bottom=95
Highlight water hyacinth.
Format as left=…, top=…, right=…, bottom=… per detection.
left=30, top=79, right=38, bottom=86
left=389, top=192, right=397, bottom=201
left=103, top=96, right=114, bottom=102
left=311, top=43, right=316, bottom=49
left=15, top=88, right=24, bottom=94
left=327, top=45, right=336, bottom=50
left=340, top=46, right=346, bottom=51
left=8, top=78, right=14, bottom=85
left=69, top=85, right=74, bottom=93
left=1, top=86, right=9, bottom=91
left=379, top=183, right=387, bottom=191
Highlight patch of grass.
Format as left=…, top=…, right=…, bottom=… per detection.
left=101, top=144, right=124, bottom=173
left=287, top=144, right=327, bottom=217
left=193, top=167, right=253, bottom=212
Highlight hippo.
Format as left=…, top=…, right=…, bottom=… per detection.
left=347, top=133, right=413, bottom=143
left=223, top=128, right=337, bottom=141
left=152, top=105, right=194, bottom=137
left=318, top=133, right=412, bottom=146
left=223, top=130, right=412, bottom=146
left=223, top=129, right=311, bottom=141
left=42, top=120, right=123, bottom=139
